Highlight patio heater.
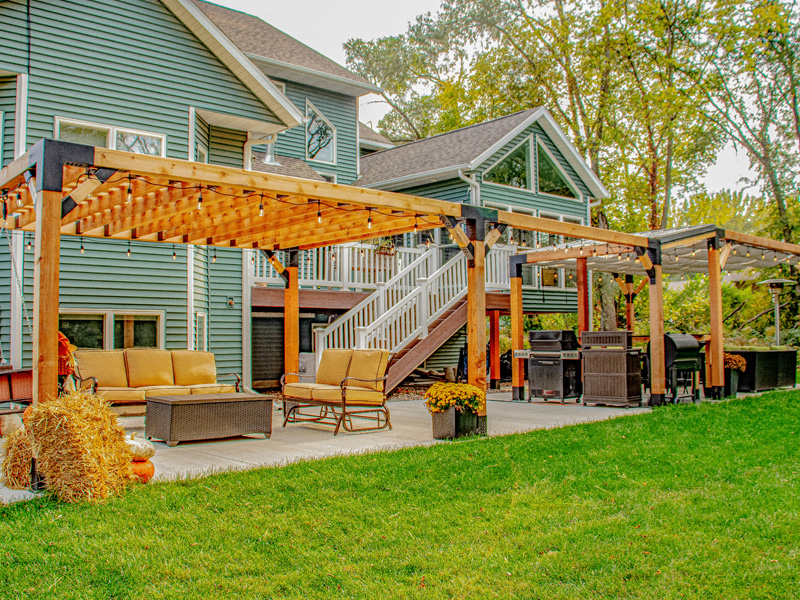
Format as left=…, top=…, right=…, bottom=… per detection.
left=757, top=278, right=795, bottom=345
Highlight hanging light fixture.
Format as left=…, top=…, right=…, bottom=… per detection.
left=127, top=176, right=133, bottom=203
left=25, top=233, right=31, bottom=251
left=317, top=201, right=323, bottom=224
left=172, top=244, right=177, bottom=260
left=80, top=237, right=84, bottom=255
left=367, top=208, right=373, bottom=229
left=197, top=186, right=204, bottom=211
left=413, top=215, right=418, bottom=234
left=259, top=200, right=265, bottom=218
left=212, top=248, right=217, bottom=263
left=127, top=239, right=131, bottom=257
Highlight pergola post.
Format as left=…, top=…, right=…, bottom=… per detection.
left=644, top=247, right=666, bottom=406
left=509, top=257, right=525, bottom=401
left=33, top=188, right=62, bottom=406
left=707, top=239, right=724, bottom=397
left=625, top=274, right=635, bottom=332
left=577, top=257, right=590, bottom=336
left=284, top=249, right=300, bottom=384
left=489, top=310, right=501, bottom=390
left=464, top=218, right=487, bottom=432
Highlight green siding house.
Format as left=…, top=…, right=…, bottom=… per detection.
left=0, top=0, right=606, bottom=389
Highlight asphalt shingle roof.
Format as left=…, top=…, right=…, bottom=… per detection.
left=359, top=122, right=394, bottom=146
left=357, top=109, right=539, bottom=187
left=193, top=0, right=373, bottom=88
left=250, top=153, right=327, bottom=182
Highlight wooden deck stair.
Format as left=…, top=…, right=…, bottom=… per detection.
left=386, top=300, right=468, bottom=392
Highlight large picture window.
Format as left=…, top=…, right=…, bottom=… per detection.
left=59, top=311, right=164, bottom=350
left=306, top=101, right=336, bottom=163
left=484, top=140, right=530, bottom=189
left=55, top=117, right=166, bottom=156
left=537, top=141, right=578, bottom=199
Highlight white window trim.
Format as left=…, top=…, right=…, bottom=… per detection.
left=481, top=135, right=533, bottom=193
left=316, top=171, right=337, bottom=183
left=0, top=111, right=4, bottom=167
left=270, top=79, right=286, bottom=95
left=196, top=312, right=208, bottom=352
left=197, top=146, right=209, bottom=164
left=305, top=100, right=337, bottom=165
left=58, top=308, right=166, bottom=350
left=54, top=116, right=167, bottom=157
left=535, top=136, right=583, bottom=201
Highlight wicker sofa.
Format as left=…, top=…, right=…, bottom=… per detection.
left=74, top=349, right=240, bottom=416
left=280, top=348, right=391, bottom=435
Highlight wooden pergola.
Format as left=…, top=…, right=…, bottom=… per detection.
left=511, top=224, right=800, bottom=403
left=1, top=138, right=697, bottom=421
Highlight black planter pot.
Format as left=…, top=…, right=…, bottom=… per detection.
left=724, top=369, right=741, bottom=398
left=432, top=408, right=480, bottom=439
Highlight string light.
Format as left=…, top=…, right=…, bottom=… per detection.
left=426, top=234, right=432, bottom=248
left=692, top=249, right=696, bottom=257
left=773, top=253, right=778, bottom=262
left=413, top=216, right=418, bottom=234
left=746, top=249, right=751, bottom=257
left=127, top=176, right=133, bottom=203
left=318, top=201, right=323, bottom=224
left=761, top=250, right=765, bottom=260
left=197, top=186, right=204, bottom=211
left=579, top=245, right=584, bottom=256
left=367, top=209, right=373, bottom=229
left=25, top=233, right=31, bottom=251
left=172, top=244, right=177, bottom=260
left=212, top=248, right=217, bottom=263
left=80, top=237, right=84, bottom=254
left=126, top=240, right=131, bottom=257
left=1, top=189, right=7, bottom=204
left=259, top=201, right=265, bottom=217
left=17, top=193, right=23, bottom=208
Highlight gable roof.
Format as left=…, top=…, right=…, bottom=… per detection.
left=192, top=0, right=380, bottom=97
left=358, top=108, right=609, bottom=199
left=250, top=153, right=327, bottom=182
left=161, top=0, right=303, bottom=131
left=359, top=122, right=394, bottom=151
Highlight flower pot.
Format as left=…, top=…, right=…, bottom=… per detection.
left=431, top=407, right=479, bottom=440
left=724, top=368, right=740, bottom=397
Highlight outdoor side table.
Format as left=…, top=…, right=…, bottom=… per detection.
left=146, top=393, right=272, bottom=446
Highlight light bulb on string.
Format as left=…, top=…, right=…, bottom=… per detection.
left=317, top=201, right=322, bottom=224
left=367, top=209, right=372, bottom=229
left=413, top=216, right=418, bottom=235
left=127, top=176, right=133, bottom=203
left=746, top=249, right=751, bottom=257
left=259, top=202, right=264, bottom=218
left=773, top=253, right=778, bottom=262
left=25, top=233, right=31, bottom=251
left=16, top=194, right=23, bottom=208
left=172, top=244, right=177, bottom=260
left=127, top=240, right=131, bottom=258
left=212, top=248, right=217, bottom=263
left=80, top=237, right=84, bottom=255
left=579, top=245, right=584, bottom=255
left=197, top=187, right=204, bottom=211
left=762, top=250, right=766, bottom=260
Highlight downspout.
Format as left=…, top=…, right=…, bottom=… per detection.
left=457, top=169, right=480, bottom=206
left=243, top=133, right=277, bottom=171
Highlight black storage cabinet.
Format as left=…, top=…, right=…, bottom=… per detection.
left=527, top=330, right=581, bottom=403
left=581, top=332, right=642, bottom=407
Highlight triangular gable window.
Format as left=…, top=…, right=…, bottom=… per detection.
left=537, top=143, right=577, bottom=199
left=306, top=101, right=336, bottom=163
left=484, top=140, right=530, bottom=189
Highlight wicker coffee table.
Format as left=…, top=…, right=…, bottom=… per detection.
left=145, top=393, right=272, bottom=446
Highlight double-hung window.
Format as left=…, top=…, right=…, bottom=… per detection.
left=55, top=117, right=166, bottom=156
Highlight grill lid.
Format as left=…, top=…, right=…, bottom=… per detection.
left=528, top=330, right=580, bottom=351
left=662, top=333, right=701, bottom=367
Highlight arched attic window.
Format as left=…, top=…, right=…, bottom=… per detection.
left=306, top=101, right=336, bottom=164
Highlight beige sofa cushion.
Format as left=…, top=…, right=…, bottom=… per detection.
left=75, top=350, right=129, bottom=388
left=283, top=382, right=319, bottom=400
left=140, top=386, right=191, bottom=397
left=96, top=387, right=145, bottom=404
left=171, top=350, right=217, bottom=386
left=188, top=383, right=237, bottom=394
left=315, top=349, right=353, bottom=386
left=346, top=350, right=390, bottom=391
left=125, top=349, right=174, bottom=387
left=311, top=385, right=383, bottom=404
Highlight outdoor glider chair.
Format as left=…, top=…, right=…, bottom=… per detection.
left=280, top=349, right=392, bottom=435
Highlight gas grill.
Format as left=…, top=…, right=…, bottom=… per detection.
left=526, top=330, right=581, bottom=403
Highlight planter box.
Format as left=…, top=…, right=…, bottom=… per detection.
left=724, top=369, right=740, bottom=397
left=726, top=349, right=797, bottom=392
left=432, top=407, right=480, bottom=440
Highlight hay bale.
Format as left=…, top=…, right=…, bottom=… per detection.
left=1, top=428, right=33, bottom=490
left=0, top=413, right=24, bottom=437
left=27, top=390, right=134, bottom=503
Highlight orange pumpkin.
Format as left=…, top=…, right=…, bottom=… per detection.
left=130, top=459, right=155, bottom=484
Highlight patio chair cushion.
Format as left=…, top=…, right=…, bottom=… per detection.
left=74, top=350, right=129, bottom=388
left=171, top=350, right=217, bottom=386
left=346, top=349, right=390, bottom=392
left=282, top=382, right=317, bottom=400
left=187, top=383, right=237, bottom=394
left=125, top=349, right=175, bottom=387
left=96, top=387, right=146, bottom=403
left=315, top=349, right=353, bottom=386
left=139, top=386, right=192, bottom=397
left=311, top=385, right=384, bottom=404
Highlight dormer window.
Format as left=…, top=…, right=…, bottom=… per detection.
left=306, top=101, right=336, bottom=164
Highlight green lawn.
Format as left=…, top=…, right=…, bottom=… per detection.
left=2, top=393, right=799, bottom=599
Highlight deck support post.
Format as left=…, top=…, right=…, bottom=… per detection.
left=33, top=189, right=62, bottom=406
left=465, top=217, right=487, bottom=431
left=646, top=246, right=666, bottom=406
left=489, top=310, right=501, bottom=390
left=707, top=239, right=724, bottom=398
left=509, top=257, right=525, bottom=401
left=577, top=257, right=590, bottom=337
left=625, top=274, right=635, bottom=332
left=284, top=249, right=300, bottom=385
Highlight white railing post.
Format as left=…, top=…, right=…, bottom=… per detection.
left=376, top=282, right=386, bottom=315
left=417, top=277, right=429, bottom=338
left=315, top=328, right=326, bottom=366
left=341, top=247, right=351, bottom=291
left=355, top=327, right=368, bottom=349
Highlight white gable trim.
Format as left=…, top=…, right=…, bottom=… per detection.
left=162, top=0, right=303, bottom=129
left=469, top=108, right=608, bottom=199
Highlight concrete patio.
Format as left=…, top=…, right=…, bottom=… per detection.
left=1, top=392, right=649, bottom=504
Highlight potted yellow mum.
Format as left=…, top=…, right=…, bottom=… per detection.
left=424, top=382, right=486, bottom=439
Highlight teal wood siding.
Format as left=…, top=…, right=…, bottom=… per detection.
left=209, top=126, right=246, bottom=168
left=0, top=0, right=279, bottom=160
left=195, top=115, right=210, bottom=160
left=477, top=122, right=590, bottom=220
left=208, top=248, right=242, bottom=377
left=0, top=245, right=11, bottom=362
left=523, top=288, right=578, bottom=313
left=397, top=180, right=471, bottom=205
left=275, top=81, right=358, bottom=183
left=422, top=326, right=466, bottom=371
left=0, top=77, right=16, bottom=168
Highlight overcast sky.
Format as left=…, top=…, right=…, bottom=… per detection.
left=215, top=0, right=753, bottom=194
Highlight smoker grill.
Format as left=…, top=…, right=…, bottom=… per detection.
left=648, top=334, right=701, bottom=403
left=527, top=330, right=581, bottom=403
left=581, top=331, right=642, bottom=408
